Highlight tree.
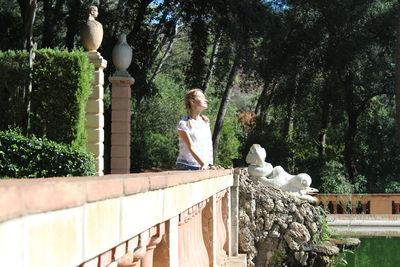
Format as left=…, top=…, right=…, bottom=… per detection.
left=17, top=0, right=37, bottom=132
left=395, top=4, right=400, bottom=145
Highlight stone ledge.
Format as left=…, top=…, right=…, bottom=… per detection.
left=327, top=214, right=400, bottom=220
left=0, top=169, right=234, bottom=222
left=224, top=254, right=247, bottom=267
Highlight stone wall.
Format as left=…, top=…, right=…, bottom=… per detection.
left=238, top=169, right=340, bottom=266
left=0, top=169, right=239, bottom=267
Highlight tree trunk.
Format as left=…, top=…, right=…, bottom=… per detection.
left=255, top=79, right=277, bottom=123
left=283, top=78, right=298, bottom=141
left=42, top=0, right=63, bottom=48
left=130, top=0, right=152, bottom=40
left=186, top=17, right=208, bottom=88
left=148, top=24, right=177, bottom=84
left=344, top=110, right=359, bottom=184
left=212, top=52, right=241, bottom=159
left=18, top=0, right=37, bottom=133
left=42, top=0, right=53, bottom=47
left=318, top=92, right=331, bottom=158
left=344, top=78, right=359, bottom=184
left=145, top=1, right=176, bottom=70
left=65, top=0, right=81, bottom=50
left=202, top=32, right=221, bottom=93
left=395, top=9, right=400, bottom=145
left=128, top=0, right=153, bottom=105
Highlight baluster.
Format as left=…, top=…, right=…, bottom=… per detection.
left=395, top=203, right=400, bottom=214
left=216, top=190, right=228, bottom=265
left=352, top=201, right=358, bottom=214
left=118, top=233, right=148, bottom=267
left=141, top=224, right=164, bottom=267
left=178, top=210, right=189, bottom=266
left=193, top=203, right=209, bottom=267
left=198, top=201, right=210, bottom=266
left=361, top=202, right=367, bottom=214
left=186, top=207, right=195, bottom=267
left=332, top=201, right=338, bottom=214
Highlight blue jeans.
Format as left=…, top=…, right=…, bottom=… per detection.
left=175, top=163, right=200, bottom=170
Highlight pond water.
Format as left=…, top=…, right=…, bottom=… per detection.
left=338, top=236, right=400, bottom=267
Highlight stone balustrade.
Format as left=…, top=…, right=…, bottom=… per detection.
left=0, top=169, right=246, bottom=267
left=317, top=194, right=400, bottom=214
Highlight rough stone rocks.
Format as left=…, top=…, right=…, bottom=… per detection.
left=284, top=222, right=311, bottom=251
left=237, top=168, right=345, bottom=267
left=314, top=243, right=340, bottom=255
left=330, top=237, right=361, bottom=251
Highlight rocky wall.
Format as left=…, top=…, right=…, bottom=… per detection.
left=238, top=169, right=343, bottom=266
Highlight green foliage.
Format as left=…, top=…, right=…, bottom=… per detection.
left=30, top=49, right=93, bottom=149
left=214, top=118, right=242, bottom=167
left=0, top=50, right=30, bottom=130
left=0, top=0, right=21, bottom=50
left=0, top=129, right=95, bottom=178
left=207, top=86, right=244, bottom=168
left=142, top=133, right=178, bottom=170
left=332, top=248, right=353, bottom=267
left=319, top=161, right=353, bottom=194
left=131, top=74, right=185, bottom=171
left=383, top=181, right=400, bottom=193
left=271, top=250, right=287, bottom=267
left=357, top=96, right=400, bottom=193
left=0, top=49, right=93, bottom=150
left=318, top=211, right=332, bottom=242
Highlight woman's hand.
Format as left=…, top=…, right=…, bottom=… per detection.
left=200, top=164, right=209, bottom=170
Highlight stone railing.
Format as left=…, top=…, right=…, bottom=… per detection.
left=317, top=194, right=400, bottom=236
left=0, top=169, right=246, bottom=267
left=317, top=194, right=400, bottom=214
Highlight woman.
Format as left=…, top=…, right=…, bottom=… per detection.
left=175, top=89, right=213, bottom=170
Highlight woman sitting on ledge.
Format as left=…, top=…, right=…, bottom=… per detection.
left=175, top=89, right=213, bottom=171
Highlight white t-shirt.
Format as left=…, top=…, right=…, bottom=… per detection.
left=176, top=117, right=214, bottom=167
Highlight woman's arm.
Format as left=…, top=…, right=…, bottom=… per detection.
left=177, top=130, right=208, bottom=169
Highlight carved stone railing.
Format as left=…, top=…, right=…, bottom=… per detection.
left=0, top=169, right=246, bottom=267
left=317, top=194, right=400, bottom=214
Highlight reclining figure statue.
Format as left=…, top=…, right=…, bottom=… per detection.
left=246, top=144, right=318, bottom=203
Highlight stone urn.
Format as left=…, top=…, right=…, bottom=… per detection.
left=80, top=20, right=103, bottom=51
left=112, top=34, right=132, bottom=75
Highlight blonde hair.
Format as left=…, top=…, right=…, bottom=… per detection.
left=184, top=89, right=209, bottom=128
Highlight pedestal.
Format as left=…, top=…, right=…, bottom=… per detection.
left=109, top=75, right=134, bottom=174
left=85, top=51, right=107, bottom=176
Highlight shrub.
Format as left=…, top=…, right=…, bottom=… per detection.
left=214, top=113, right=242, bottom=168
left=142, top=133, right=178, bottom=169
left=0, top=50, right=29, bottom=129
left=319, top=160, right=352, bottom=194
left=0, top=129, right=95, bottom=178
left=131, top=74, right=185, bottom=171
left=0, top=49, right=93, bottom=150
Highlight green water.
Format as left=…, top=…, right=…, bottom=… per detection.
left=338, top=236, right=400, bottom=267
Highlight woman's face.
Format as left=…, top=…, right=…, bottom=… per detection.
left=192, top=92, right=208, bottom=110
left=91, top=7, right=98, bottom=18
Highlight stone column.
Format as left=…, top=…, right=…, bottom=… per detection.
left=85, top=51, right=107, bottom=176
left=109, top=75, right=134, bottom=173
left=230, top=172, right=240, bottom=256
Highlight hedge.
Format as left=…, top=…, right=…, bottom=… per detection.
left=0, top=49, right=93, bottom=150
left=0, top=130, right=95, bottom=178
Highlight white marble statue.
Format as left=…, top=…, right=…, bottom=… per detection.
left=246, top=144, right=318, bottom=202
